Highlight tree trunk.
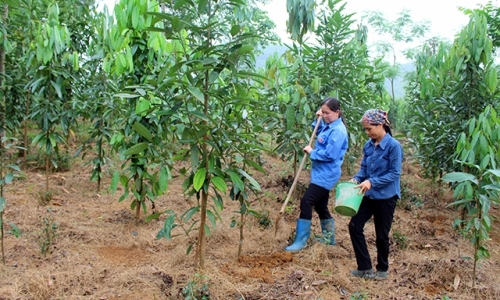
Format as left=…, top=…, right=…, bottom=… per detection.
left=45, top=154, right=50, bottom=192
left=45, top=129, right=51, bottom=192
left=238, top=211, right=244, bottom=257
left=1, top=211, right=4, bottom=265
left=23, top=93, right=30, bottom=170
left=0, top=5, right=8, bottom=143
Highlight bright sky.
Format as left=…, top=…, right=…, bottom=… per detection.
left=98, top=0, right=495, bottom=46
left=267, top=0, right=495, bottom=43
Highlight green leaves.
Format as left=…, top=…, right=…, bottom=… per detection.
left=132, top=122, right=153, bottom=141
left=188, top=86, right=205, bottom=103
left=193, top=168, right=207, bottom=192
left=287, top=0, right=316, bottom=43
left=0, top=196, right=5, bottom=213
left=123, top=142, right=149, bottom=156
left=210, top=176, right=227, bottom=193
left=442, top=172, right=478, bottom=185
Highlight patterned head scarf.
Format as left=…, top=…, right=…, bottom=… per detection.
left=361, top=109, right=390, bottom=126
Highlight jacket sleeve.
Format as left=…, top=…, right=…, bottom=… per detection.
left=369, top=141, right=403, bottom=188
left=309, top=129, right=347, bottom=162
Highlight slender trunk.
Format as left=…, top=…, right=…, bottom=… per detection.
left=45, top=130, right=50, bottom=191
left=45, top=154, right=50, bottom=192
left=96, top=123, right=102, bottom=192
left=293, top=151, right=297, bottom=178
left=237, top=211, right=244, bottom=257
left=134, top=171, right=141, bottom=222
left=0, top=5, right=7, bottom=146
left=1, top=144, right=4, bottom=264
left=23, top=93, right=30, bottom=170
left=135, top=201, right=140, bottom=221
left=1, top=211, right=4, bottom=265
left=195, top=0, right=212, bottom=272
left=390, top=79, right=395, bottom=103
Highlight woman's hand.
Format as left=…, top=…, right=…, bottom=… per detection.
left=316, top=109, right=322, bottom=117
left=355, top=180, right=371, bottom=195
left=303, top=145, right=313, bottom=154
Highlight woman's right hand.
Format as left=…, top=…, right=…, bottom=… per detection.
left=316, top=109, right=322, bottom=117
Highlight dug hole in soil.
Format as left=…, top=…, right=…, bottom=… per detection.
left=0, top=152, right=499, bottom=300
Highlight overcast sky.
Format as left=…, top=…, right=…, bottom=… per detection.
left=98, top=0, right=496, bottom=50
left=269, top=0, right=495, bottom=43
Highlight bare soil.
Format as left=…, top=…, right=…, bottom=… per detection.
left=1, top=150, right=499, bottom=300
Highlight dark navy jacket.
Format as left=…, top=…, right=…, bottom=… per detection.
left=353, top=134, right=403, bottom=200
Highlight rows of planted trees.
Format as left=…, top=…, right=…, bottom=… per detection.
left=0, top=0, right=499, bottom=289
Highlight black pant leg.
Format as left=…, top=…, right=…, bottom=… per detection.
left=299, top=183, right=330, bottom=220
left=373, top=196, right=397, bottom=272
left=348, top=196, right=374, bottom=270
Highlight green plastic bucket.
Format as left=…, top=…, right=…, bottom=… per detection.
left=334, top=181, right=363, bottom=217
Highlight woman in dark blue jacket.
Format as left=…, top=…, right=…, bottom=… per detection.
left=349, top=109, right=403, bottom=280
left=285, top=97, right=348, bottom=252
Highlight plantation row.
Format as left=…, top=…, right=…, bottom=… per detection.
left=0, top=0, right=498, bottom=290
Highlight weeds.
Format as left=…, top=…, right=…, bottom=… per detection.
left=392, top=229, right=409, bottom=250
left=38, top=217, right=58, bottom=256
left=252, top=209, right=272, bottom=229
left=398, top=180, right=423, bottom=210
left=38, top=191, right=53, bottom=205
left=26, top=150, right=72, bottom=172
left=182, top=274, right=210, bottom=300
left=350, top=290, right=369, bottom=300
left=314, top=231, right=334, bottom=245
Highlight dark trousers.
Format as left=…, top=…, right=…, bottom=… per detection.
left=348, top=195, right=397, bottom=272
left=299, top=183, right=332, bottom=220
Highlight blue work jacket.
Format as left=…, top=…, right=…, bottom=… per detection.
left=353, top=133, right=403, bottom=200
left=309, top=118, right=348, bottom=190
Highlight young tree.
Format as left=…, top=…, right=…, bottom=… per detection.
left=409, top=10, right=499, bottom=181
left=362, top=9, right=430, bottom=106
left=28, top=3, right=78, bottom=192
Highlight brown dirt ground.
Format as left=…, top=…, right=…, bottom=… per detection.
left=0, top=150, right=500, bottom=300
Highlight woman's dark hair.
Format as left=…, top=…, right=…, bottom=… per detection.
left=322, top=97, right=346, bottom=125
left=383, top=124, right=393, bottom=136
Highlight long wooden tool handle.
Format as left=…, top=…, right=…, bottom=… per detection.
left=278, top=116, right=322, bottom=214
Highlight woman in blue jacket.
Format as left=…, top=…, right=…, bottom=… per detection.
left=349, top=109, right=403, bottom=280
left=285, top=97, right=348, bottom=252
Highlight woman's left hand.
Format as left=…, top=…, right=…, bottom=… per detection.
left=303, top=145, right=313, bottom=154
left=356, top=180, right=371, bottom=194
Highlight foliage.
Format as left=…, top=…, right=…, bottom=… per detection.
left=273, top=0, right=387, bottom=173
left=463, top=1, right=500, bottom=53
left=0, top=137, right=22, bottom=264
left=392, top=229, right=409, bottom=250
left=286, top=0, right=316, bottom=44
left=408, top=11, right=499, bottom=181
left=182, top=274, right=211, bottom=300
left=350, top=291, right=369, bottom=300
left=38, top=216, right=58, bottom=256
left=362, top=9, right=430, bottom=117
left=441, top=105, right=500, bottom=289
left=27, top=3, right=79, bottom=191
left=105, top=0, right=174, bottom=221
left=125, top=0, right=272, bottom=270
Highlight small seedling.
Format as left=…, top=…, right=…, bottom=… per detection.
left=350, top=291, right=368, bottom=300
left=38, top=217, right=58, bottom=256
left=38, top=191, right=53, bottom=205
left=392, top=230, right=409, bottom=250
left=182, top=274, right=210, bottom=300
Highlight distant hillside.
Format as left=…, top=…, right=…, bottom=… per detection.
left=256, top=44, right=288, bottom=68
left=257, top=44, right=414, bottom=99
